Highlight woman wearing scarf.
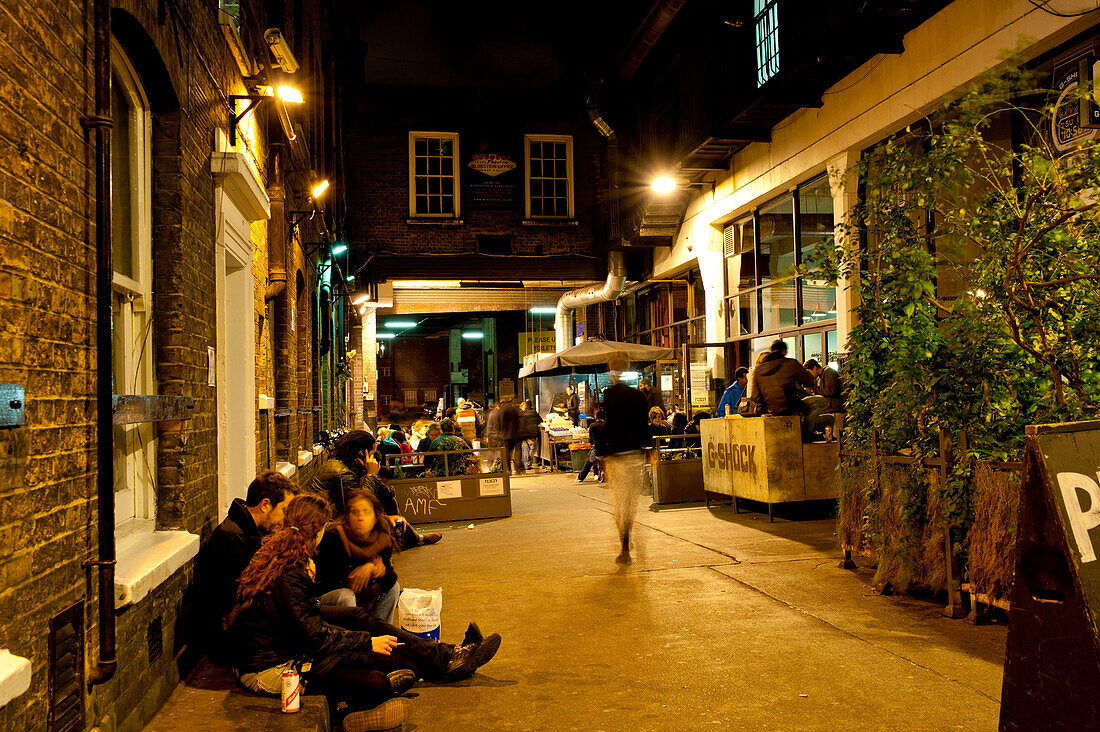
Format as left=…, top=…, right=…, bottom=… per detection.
left=316, top=490, right=401, bottom=622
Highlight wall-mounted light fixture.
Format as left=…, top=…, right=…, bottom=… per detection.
left=384, top=320, right=417, bottom=328
left=461, top=331, right=484, bottom=339
left=264, top=28, right=300, bottom=74
left=529, top=306, right=557, bottom=314
left=330, top=242, right=347, bottom=255
left=260, top=85, right=304, bottom=104
left=651, top=176, right=677, bottom=194
left=376, top=332, right=396, bottom=340
left=312, top=179, right=330, bottom=199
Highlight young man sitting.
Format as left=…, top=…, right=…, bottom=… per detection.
left=197, top=470, right=296, bottom=664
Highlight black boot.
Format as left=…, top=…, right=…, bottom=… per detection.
left=443, top=633, right=502, bottom=682
left=462, top=622, right=483, bottom=646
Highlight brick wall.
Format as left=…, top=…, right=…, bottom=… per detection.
left=0, top=0, right=339, bottom=729
left=345, top=84, right=607, bottom=281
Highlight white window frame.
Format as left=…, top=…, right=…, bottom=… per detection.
left=524, top=134, right=574, bottom=219
left=408, top=131, right=460, bottom=218
left=111, top=39, right=157, bottom=530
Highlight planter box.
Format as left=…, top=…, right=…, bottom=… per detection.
left=653, top=457, right=704, bottom=504
left=389, top=473, right=511, bottom=525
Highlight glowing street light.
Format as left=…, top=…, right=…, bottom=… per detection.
left=312, top=179, right=330, bottom=199
left=330, top=242, right=348, bottom=255
left=261, top=85, right=304, bottom=104
left=651, top=176, right=677, bottom=194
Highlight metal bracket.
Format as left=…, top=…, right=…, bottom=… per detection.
left=274, top=408, right=294, bottom=418
left=0, top=384, right=25, bottom=427
left=112, top=395, right=195, bottom=425
left=229, top=94, right=266, bottom=147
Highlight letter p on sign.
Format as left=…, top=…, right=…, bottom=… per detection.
left=1056, top=472, right=1100, bottom=563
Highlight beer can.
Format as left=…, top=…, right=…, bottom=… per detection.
left=281, top=669, right=300, bottom=713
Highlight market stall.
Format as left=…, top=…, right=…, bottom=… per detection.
left=540, top=416, right=587, bottom=472
left=700, top=415, right=838, bottom=520
left=383, top=447, right=511, bottom=524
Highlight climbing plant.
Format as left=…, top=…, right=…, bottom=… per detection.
left=809, top=63, right=1100, bottom=582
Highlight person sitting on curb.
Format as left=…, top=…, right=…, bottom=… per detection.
left=197, top=471, right=296, bottom=665
left=315, top=489, right=401, bottom=623
left=310, top=430, right=379, bottom=517
left=227, top=494, right=502, bottom=731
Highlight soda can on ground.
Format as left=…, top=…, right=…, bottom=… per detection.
left=281, top=669, right=300, bottom=713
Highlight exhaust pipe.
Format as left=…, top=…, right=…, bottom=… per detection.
left=554, top=251, right=626, bottom=352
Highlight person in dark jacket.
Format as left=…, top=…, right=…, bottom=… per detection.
left=497, top=396, right=525, bottom=475
left=668, top=412, right=689, bottom=449
left=416, top=423, right=442, bottom=452
left=517, top=400, right=543, bottom=469
left=315, top=489, right=401, bottom=622
left=229, top=494, right=502, bottom=729
left=308, top=430, right=377, bottom=517
left=197, top=471, right=295, bottom=664
left=565, top=385, right=580, bottom=426
left=483, top=403, right=504, bottom=448
left=600, top=357, right=650, bottom=564
left=749, top=340, right=815, bottom=418
left=685, top=411, right=710, bottom=450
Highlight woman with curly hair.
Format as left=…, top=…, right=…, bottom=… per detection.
left=230, top=494, right=501, bottom=730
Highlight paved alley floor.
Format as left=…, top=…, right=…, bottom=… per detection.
left=394, top=471, right=1006, bottom=732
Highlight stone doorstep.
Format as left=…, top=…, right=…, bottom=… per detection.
left=143, top=659, right=329, bottom=732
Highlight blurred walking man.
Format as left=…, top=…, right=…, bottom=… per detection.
left=597, top=355, right=650, bottom=564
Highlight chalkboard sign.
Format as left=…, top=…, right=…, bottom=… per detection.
left=1000, top=420, right=1100, bottom=731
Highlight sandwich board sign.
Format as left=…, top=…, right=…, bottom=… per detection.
left=1000, top=420, right=1100, bottom=730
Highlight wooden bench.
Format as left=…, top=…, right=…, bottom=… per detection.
left=144, top=659, right=330, bottom=731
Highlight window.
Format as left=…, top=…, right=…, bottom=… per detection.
left=409, top=132, right=459, bottom=217
left=111, top=39, right=156, bottom=527
left=403, top=389, right=419, bottom=405
left=379, top=395, right=391, bottom=407
left=379, top=365, right=391, bottom=378
left=754, top=0, right=780, bottom=87
left=525, top=135, right=573, bottom=218
left=722, top=175, right=837, bottom=367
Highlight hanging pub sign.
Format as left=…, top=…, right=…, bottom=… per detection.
left=1051, top=51, right=1100, bottom=152
left=467, top=143, right=518, bottom=210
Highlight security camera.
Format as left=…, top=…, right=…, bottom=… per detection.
left=264, top=28, right=299, bottom=74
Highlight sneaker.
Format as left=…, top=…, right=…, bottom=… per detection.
left=341, top=698, right=409, bottom=732
left=386, top=669, right=417, bottom=696
left=443, top=633, right=502, bottom=681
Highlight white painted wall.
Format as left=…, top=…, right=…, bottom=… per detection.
left=648, top=0, right=1097, bottom=366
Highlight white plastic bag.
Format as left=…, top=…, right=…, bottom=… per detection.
left=398, top=588, right=442, bottom=641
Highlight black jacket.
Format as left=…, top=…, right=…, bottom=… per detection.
left=198, top=499, right=261, bottom=662
left=314, top=526, right=398, bottom=602
left=231, top=565, right=378, bottom=675
left=517, top=409, right=542, bottom=439
left=308, top=458, right=361, bottom=516
left=601, top=382, right=650, bottom=455
left=499, top=402, right=522, bottom=441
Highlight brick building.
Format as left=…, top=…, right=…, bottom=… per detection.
left=0, top=0, right=353, bottom=729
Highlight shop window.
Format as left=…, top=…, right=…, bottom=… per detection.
left=409, top=132, right=459, bottom=217
left=723, top=175, right=836, bottom=356
left=111, top=39, right=156, bottom=527
left=754, top=0, right=780, bottom=87
left=525, top=135, right=573, bottom=218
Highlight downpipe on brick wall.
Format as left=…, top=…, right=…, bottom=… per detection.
left=553, top=91, right=626, bottom=353
left=84, top=0, right=118, bottom=687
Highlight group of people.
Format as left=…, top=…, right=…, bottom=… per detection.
left=198, top=428, right=501, bottom=731
left=716, top=340, right=844, bottom=441
left=482, top=398, right=543, bottom=475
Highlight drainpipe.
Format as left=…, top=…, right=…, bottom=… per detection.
left=87, top=0, right=117, bottom=686
left=265, top=146, right=287, bottom=301
left=617, top=0, right=688, bottom=82
left=555, top=251, right=626, bottom=352
left=553, top=93, right=628, bottom=352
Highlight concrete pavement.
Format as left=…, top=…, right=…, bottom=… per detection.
left=394, top=471, right=1006, bottom=731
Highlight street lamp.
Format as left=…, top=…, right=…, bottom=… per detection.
left=651, top=176, right=677, bottom=194
left=312, top=179, right=330, bottom=199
